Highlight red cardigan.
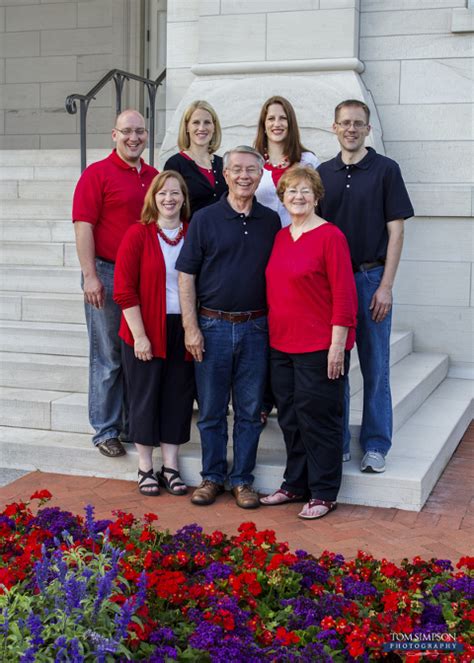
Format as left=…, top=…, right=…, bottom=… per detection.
left=113, top=221, right=191, bottom=359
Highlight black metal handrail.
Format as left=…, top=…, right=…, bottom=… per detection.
left=65, top=68, right=166, bottom=172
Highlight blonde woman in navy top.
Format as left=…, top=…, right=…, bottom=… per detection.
left=164, top=100, right=228, bottom=218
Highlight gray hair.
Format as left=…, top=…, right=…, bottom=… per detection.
left=223, top=145, right=265, bottom=171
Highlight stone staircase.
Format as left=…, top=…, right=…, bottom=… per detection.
left=0, top=150, right=472, bottom=511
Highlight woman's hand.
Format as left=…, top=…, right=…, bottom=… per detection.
left=327, top=343, right=345, bottom=380
left=134, top=335, right=153, bottom=361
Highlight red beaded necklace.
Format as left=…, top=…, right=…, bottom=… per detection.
left=156, top=222, right=185, bottom=246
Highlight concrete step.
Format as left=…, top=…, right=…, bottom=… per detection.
left=0, top=266, right=81, bottom=293
left=0, top=349, right=446, bottom=442
left=0, top=242, right=78, bottom=267
left=0, top=292, right=84, bottom=324
left=0, top=148, right=109, bottom=169
left=0, top=242, right=67, bottom=266
left=0, top=200, right=72, bottom=220
left=0, top=219, right=72, bottom=243
left=338, top=378, right=474, bottom=510
left=0, top=180, right=76, bottom=200
left=0, top=320, right=87, bottom=356
left=0, top=352, right=88, bottom=392
left=348, top=351, right=449, bottom=443
left=1, top=379, right=471, bottom=510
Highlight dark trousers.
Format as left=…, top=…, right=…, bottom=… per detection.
left=271, top=348, right=349, bottom=502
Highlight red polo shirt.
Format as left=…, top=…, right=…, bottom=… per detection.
left=72, top=150, right=158, bottom=261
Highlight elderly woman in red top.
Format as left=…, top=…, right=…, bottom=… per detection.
left=261, top=166, right=357, bottom=519
left=114, top=171, right=194, bottom=497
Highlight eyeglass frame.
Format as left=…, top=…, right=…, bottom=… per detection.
left=334, top=120, right=369, bottom=129
left=114, top=127, right=148, bottom=136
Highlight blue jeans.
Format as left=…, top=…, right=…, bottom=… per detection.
left=343, top=266, right=392, bottom=456
left=194, top=315, right=268, bottom=486
left=83, top=259, right=125, bottom=446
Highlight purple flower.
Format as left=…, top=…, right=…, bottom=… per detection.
left=434, top=559, right=453, bottom=571
left=64, top=576, right=88, bottom=613
left=341, top=576, right=378, bottom=599
left=27, top=507, right=83, bottom=541
left=201, top=562, right=232, bottom=583
left=282, top=594, right=351, bottom=628
left=0, top=514, right=15, bottom=530
left=291, top=559, right=329, bottom=588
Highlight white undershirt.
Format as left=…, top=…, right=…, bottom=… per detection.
left=157, top=227, right=183, bottom=314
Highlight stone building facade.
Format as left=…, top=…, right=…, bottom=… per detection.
left=0, top=0, right=472, bottom=373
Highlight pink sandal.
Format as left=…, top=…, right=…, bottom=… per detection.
left=298, top=499, right=337, bottom=520
left=260, top=488, right=305, bottom=506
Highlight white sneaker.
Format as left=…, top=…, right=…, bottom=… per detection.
left=360, top=451, right=386, bottom=473
left=342, top=452, right=351, bottom=462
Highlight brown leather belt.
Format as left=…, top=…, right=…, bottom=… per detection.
left=353, top=259, right=385, bottom=273
left=199, top=306, right=266, bottom=323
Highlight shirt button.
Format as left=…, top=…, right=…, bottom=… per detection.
left=346, top=184, right=350, bottom=188
left=244, top=231, right=248, bottom=235
left=346, top=166, right=349, bottom=170
left=213, top=193, right=216, bottom=197
left=347, top=174, right=351, bottom=178
left=243, top=221, right=247, bottom=225
left=240, top=214, right=244, bottom=218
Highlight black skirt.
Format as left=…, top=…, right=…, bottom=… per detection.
left=121, top=314, right=195, bottom=446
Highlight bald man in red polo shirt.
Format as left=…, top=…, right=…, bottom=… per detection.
left=72, top=110, right=158, bottom=457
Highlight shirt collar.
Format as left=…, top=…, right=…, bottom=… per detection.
left=334, top=146, right=376, bottom=171
left=220, top=193, right=264, bottom=219
left=109, top=148, right=146, bottom=171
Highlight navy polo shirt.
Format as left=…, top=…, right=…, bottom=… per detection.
left=176, top=194, right=281, bottom=311
left=318, top=147, right=414, bottom=267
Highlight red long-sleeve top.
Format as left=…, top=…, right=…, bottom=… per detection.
left=266, top=223, right=357, bottom=353
left=113, top=222, right=191, bottom=359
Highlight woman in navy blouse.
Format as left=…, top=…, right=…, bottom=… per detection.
left=163, top=100, right=228, bottom=218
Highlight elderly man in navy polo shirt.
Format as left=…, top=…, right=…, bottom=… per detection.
left=318, top=100, right=414, bottom=473
left=177, top=146, right=281, bottom=508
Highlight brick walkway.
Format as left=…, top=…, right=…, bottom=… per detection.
left=2, top=422, right=473, bottom=564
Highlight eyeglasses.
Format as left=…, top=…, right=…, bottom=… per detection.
left=335, top=120, right=367, bottom=129
left=227, top=167, right=260, bottom=176
left=286, top=188, right=313, bottom=197
left=114, top=127, right=148, bottom=136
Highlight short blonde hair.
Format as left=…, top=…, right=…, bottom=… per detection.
left=177, top=100, right=222, bottom=153
left=276, top=165, right=325, bottom=202
left=141, top=171, right=191, bottom=223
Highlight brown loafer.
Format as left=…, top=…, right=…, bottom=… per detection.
left=191, top=480, right=225, bottom=506
left=97, top=437, right=126, bottom=457
left=232, top=484, right=259, bottom=509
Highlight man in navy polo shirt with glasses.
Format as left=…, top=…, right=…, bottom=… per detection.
left=177, top=145, right=280, bottom=509
left=318, top=99, right=414, bottom=474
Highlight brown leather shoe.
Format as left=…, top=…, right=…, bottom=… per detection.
left=232, top=484, right=259, bottom=509
left=191, top=480, right=225, bottom=506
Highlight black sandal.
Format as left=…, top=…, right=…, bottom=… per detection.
left=158, top=466, right=188, bottom=495
left=138, top=468, right=160, bottom=497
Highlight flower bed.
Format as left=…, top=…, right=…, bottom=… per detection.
left=0, top=491, right=472, bottom=662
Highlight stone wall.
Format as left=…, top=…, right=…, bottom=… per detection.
left=0, top=0, right=142, bottom=149
left=359, top=0, right=473, bottom=375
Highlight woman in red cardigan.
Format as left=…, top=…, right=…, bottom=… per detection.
left=261, top=166, right=357, bottom=519
left=114, top=171, right=194, bottom=497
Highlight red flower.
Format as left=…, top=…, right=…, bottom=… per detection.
left=30, top=489, right=52, bottom=501
left=143, top=512, right=158, bottom=523
left=457, top=556, right=474, bottom=570
left=275, top=626, right=300, bottom=646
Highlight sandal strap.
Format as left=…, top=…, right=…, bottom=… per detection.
left=308, top=498, right=336, bottom=509
left=161, top=466, right=186, bottom=488
left=138, top=468, right=158, bottom=487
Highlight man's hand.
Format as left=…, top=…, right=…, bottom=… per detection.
left=134, top=335, right=153, bottom=361
left=83, top=274, right=105, bottom=309
left=370, top=285, right=392, bottom=323
left=184, top=326, right=205, bottom=362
